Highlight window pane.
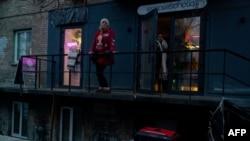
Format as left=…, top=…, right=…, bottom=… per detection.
left=12, top=102, right=29, bottom=138
left=15, top=30, right=32, bottom=63
left=173, top=17, right=200, bottom=92
left=21, top=103, right=29, bottom=136
left=13, top=103, right=21, bottom=134
left=63, top=28, right=82, bottom=86
left=62, top=109, right=70, bottom=141
left=60, top=107, right=73, bottom=141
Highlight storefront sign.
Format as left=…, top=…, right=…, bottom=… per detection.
left=137, top=0, right=207, bottom=15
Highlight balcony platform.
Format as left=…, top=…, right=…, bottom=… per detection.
left=0, top=87, right=224, bottom=107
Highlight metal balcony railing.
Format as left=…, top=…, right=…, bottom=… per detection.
left=6, top=49, right=250, bottom=98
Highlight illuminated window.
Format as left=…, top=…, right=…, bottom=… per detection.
left=173, top=16, right=200, bottom=92
left=63, top=28, right=82, bottom=86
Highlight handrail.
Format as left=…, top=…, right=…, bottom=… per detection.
left=225, top=49, right=250, bottom=62
left=8, top=49, right=250, bottom=97
left=21, top=49, right=250, bottom=61
left=224, top=49, right=250, bottom=87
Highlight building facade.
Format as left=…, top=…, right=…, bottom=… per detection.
left=0, top=0, right=250, bottom=141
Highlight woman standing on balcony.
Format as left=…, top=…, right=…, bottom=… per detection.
left=88, top=18, right=117, bottom=93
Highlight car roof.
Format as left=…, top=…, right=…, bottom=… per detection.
left=135, top=126, right=179, bottom=141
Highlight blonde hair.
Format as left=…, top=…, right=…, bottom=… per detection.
left=99, top=18, right=110, bottom=30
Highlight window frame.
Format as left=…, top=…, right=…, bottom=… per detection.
left=155, top=11, right=204, bottom=94
left=171, top=16, right=201, bottom=93
left=59, top=106, right=74, bottom=141
left=11, top=101, right=29, bottom=139
left=14, top=29, right=32, bottom=64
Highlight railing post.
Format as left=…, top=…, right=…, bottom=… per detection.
left=109, top=63, right=112, bottom=91
left=222, top=50, right=226, bottom=96
left=88, top=56, right=91, bottom=93
left=51, top=56, right=55, bottom=91
left=68, top=70, right=71, bottom=93
left=38, top=59, right=41, bottom=88
left=20, top=57, right=23, bottom=96
left=189, top=50, right=193, bottom=99
left=133, top=51, right=137, bottom=97
left=34, top=56, right=38, bottom=89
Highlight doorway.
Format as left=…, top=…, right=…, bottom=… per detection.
left=138, top=9, right=158, bottom=93
left=157, top=15, right=201, bottom=93
left=61, top=28, right=82, bottom=87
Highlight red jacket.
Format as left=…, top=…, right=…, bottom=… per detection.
left=90, top=28, right=116, bottom=65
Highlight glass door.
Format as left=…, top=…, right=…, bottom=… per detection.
left=62, top=28, right=82, bottom=87
left=138, top=9, right=158, bottom=93
left=172, top=16, right=200, bottom=92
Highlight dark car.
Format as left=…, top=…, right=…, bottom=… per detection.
left=133, top=127, right=180, bottom=141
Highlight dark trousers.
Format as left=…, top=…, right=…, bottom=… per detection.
left=95, top=63, right=108, bottom=87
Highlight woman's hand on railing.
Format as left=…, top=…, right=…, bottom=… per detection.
left=112, top=51, right=118, bottom=54
left=162, top=73, right=168, bottom=80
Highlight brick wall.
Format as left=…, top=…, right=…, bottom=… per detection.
left=0, top=0, right=114, bottom=86
left=0, top=0, right=51, bottom=85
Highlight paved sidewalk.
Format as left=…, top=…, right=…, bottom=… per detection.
left=0, top=135, right=29, bottom=141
